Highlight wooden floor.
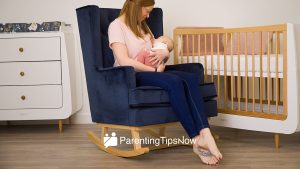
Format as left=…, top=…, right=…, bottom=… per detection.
left=0, top=124, right=300, bottom=169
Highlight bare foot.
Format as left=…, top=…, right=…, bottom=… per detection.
left=192, top=143, right=219, bottom=165
left=197, top=128, right=223, bottom=160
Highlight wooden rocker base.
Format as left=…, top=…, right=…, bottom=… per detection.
left=88, top=131, right=149, bottom=157
left=87, top=122, right=189, bottom=157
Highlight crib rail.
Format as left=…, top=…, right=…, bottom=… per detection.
left=173, top=24, right=287, bottom=120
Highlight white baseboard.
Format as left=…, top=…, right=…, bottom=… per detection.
left=0, top=114, right=92, bottom=125
left=0, top=119, right=69, bottom=125
left=70, top=112, right=93, bottom=124
left=0, top=121, right=9, bottom=125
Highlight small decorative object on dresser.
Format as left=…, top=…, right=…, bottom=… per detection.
left=0, top=21, right=73, bottom=132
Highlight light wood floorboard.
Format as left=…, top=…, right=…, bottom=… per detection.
left=0, top=124, right=300, bottom=169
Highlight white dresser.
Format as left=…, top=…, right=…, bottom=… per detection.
left=0, top=29, right=72, bottom=130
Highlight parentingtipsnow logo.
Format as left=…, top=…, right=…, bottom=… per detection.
left=103, top=132, right=196, bottom=148
left=103, top=132, right=118, bottom=148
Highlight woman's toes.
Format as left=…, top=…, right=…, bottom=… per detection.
left=219, top=153, right=223, bottom=159
left=212, top=156, right=219, bottom=165
left=208, top=157, right=215, bottom=165
left=216, top=152, right=223, bottom=160
left=197, top=153, right=219, bottom=165
left=208, top=157, right=217, bottom=165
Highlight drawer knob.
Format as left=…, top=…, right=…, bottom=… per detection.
left=21, top=95, right=26, bottom=100
left=20, top=72, right=25, bottom=76
left=19, top=48, right=24, bottom=53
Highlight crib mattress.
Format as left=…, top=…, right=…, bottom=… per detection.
left=179, top=54, right=284, bottom=78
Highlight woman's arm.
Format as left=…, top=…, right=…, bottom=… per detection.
left=111, top=42, right=156, bottom=72
left=149, top=38, right=174, bottom=65
left=149, top=48, right=170, bottom=65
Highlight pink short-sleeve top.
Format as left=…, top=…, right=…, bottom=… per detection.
left=108, top=18, right=152, bottom=67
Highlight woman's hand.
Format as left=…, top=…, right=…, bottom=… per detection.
left=156, top=63, right=165, bottom=72
left=149, top=48, right=169, bottom=66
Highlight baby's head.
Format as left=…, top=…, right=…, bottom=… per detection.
left=155, top=35, right=173, bottom=51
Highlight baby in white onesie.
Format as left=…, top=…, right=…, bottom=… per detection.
left=136, top=35, right=173, bottom=67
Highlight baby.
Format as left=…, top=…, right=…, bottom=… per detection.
left=136, top=35, right=173, bottom=67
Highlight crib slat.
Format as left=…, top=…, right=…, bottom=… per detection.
left=259, top=32, right=263, bottom=112
left=204, top=34, right=207, bottom=82
left=180, top=34, right=183, bottom=64
left=217, top=34, right=220, bottom=107
left=252, top=32, right=255, bottom=112
left=238, top=32, right=241, bottom=111
left=174, top=33, right=179, bottom=64
left=198, top=34, right=201, bottom=65
left=230, top=33, right=234, bottom=110
left=275, top=32, right=279, bottom=114
left=211, top=33, right=214, bottom=82
left=186, top=34, right=189, bottom=63
left=192, top=34, right=195, bottom=63
left=245, top=32, right=248, bottom=112
left=267, top=32, right=271, bottom=113
left=224, top=33, right=228, bottom=109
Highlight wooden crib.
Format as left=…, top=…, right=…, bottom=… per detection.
left=173, top=24, right=299, bottom=148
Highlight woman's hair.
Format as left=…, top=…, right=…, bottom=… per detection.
left=120, top=0, right=155, bottom=39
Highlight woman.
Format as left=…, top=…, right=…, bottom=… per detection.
left=108, top=0, right=222, bottom=165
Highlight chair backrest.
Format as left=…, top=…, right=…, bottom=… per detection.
left=76, top=5, right=163, bottom=70
left=76, top=5, right=165, bottom=124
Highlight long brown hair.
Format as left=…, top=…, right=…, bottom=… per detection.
left=120, top=0, right=155, bottom=39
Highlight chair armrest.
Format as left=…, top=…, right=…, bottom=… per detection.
left=165, top=63, right=204, bottom=84
left=88, top=66, right=136, bottom=125
left=199, top=82, right=217, bottom=101
left=96, top=66, right=136, bottom=89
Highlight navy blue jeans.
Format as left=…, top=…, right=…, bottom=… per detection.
left=136, top=71, right=209, bottom=139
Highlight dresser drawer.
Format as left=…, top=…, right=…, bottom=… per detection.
left=0, top=37, right=60, bottom=62
left=0, top=61, right=61, bottom=85
left=0, top=85, right=62, bottom=109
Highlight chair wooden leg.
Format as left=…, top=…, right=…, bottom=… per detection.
left=159, top=127, right=166, bottom=137
left=131, top=129, right=142, bottom=149
left=274, top=133, right=280, bottom=149
left=101, top=127, right=108, bottom=144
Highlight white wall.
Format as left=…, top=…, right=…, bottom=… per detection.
left=0, top=0, right=299, bottom=124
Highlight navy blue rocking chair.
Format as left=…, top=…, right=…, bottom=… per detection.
left=76, top=5, right=218, bottom=157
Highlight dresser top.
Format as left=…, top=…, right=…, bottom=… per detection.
left=0, top=21, right=63, bottom=33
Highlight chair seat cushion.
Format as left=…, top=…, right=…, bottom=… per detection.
left=129, top=83, right=217, bottom=107
left=130, top=99, right=218, bottom=126
left=200, top=83, right=217, bottom=100
left=129, top=86, right=170, bottom=107
left=204, top=100, right=218, bottom=117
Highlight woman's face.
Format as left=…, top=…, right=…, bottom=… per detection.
left=140, top=6, right=154, bottom=21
